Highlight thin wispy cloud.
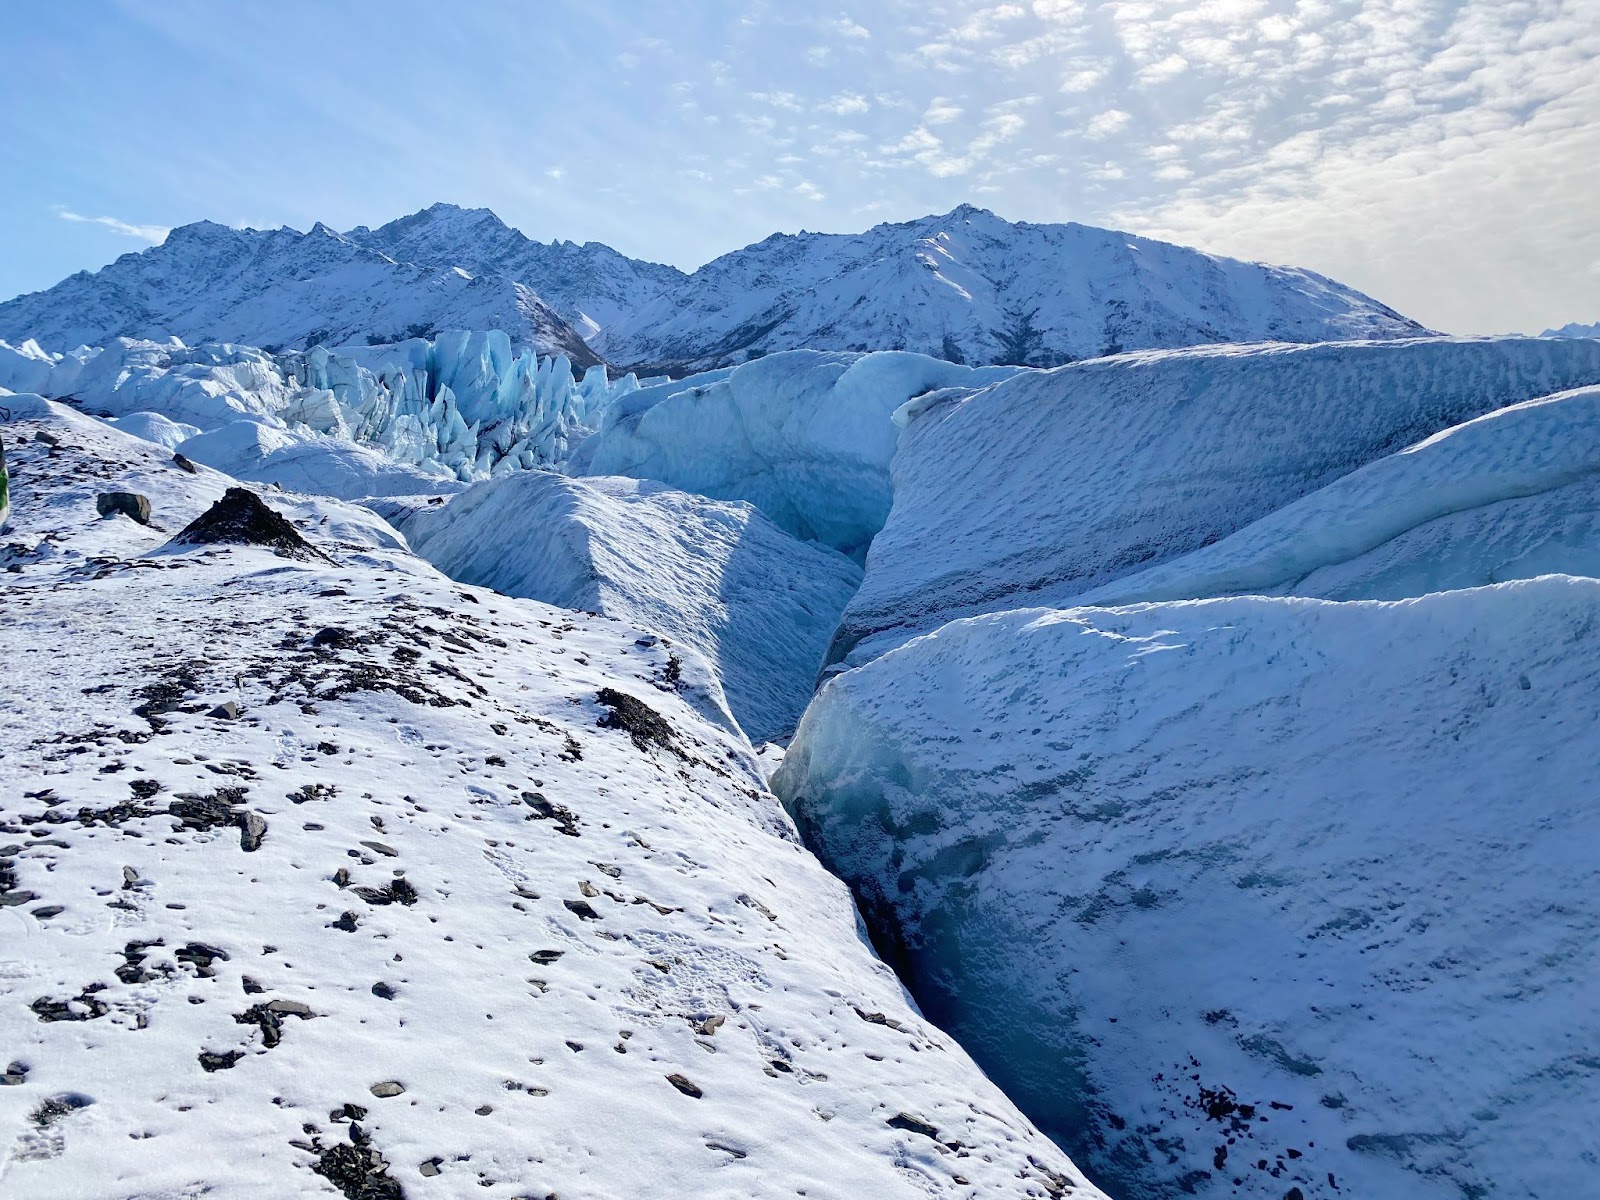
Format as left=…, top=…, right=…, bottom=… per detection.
left=54, top=209, right=168, bottom=243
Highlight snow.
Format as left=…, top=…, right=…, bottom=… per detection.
left=109, top=412, right=203, bottom=451
left=0, top=397, right=1102, bottom=1200
left=775, top=580, right=1600, bottom=1200
left=833, top=335, right=1600, bottom=667
left=0, top=221, right=599, bottom=365
left=344, top=204, right=686, bottom=340
left=396, top=471, right=862, bottom=744
left=596, top=204, right=1430, bottom=373
left=1071, top=383, right=1600, bottom=605
left=572, top=349, right=1020, bottom=558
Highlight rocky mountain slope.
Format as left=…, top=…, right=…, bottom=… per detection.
left=345, top=204, right=685, bottom=340
left=0, top=223, right=600, bottom=365
left=0, top=394, right=1101, bottom=1200
left=596, top=205, right=1431, bottom=374
left=2, top=204, right=1429, bottom=376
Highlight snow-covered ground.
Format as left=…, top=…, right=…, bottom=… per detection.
left=832, top=336, right=1600, bottom=668
left=776, top=582, right=1600, bottom=1200
left=597, top=204, right=1429, bottom=373
left=0, top=395, right=1102, bottom=1199
left=573, top=349, right=1019, bottom=558
left=393, top=470, right=862, bottom=743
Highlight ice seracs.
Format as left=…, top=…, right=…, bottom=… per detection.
left=394, top=470, right=863, bottom=743
left=0, top=331, right=636, bottom=493
left=776, top=580, right=1600, bottom=1200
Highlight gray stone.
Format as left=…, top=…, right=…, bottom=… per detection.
left=238, top=811, right=267, bottom=852
left=369, top=1080, right=405, bottom=1098
left=96, top=492, right=152, bottom=525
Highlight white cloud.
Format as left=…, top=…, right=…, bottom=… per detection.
left=819, top=91, right=871, bottom=115
left=924, top=99, right=964, bottom=124
left=1084, top=108, right=1132, bottom=139
left=55, top=209, right=168, bottom=243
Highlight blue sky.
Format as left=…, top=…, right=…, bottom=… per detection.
left=3, top=0, right=1597, bottom=333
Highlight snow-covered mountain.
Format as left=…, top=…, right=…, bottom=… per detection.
left=1543, top=319, right=1600, bottom=338
left=596, top=205, right=1431, bottom=374
left=0, top=221, right=601, bottom=365
left=345, top=204, right=686, bottom=341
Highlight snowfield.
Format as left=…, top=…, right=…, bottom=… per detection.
left=832, top=335, right=1600, bottom=667
left=0, top=397, right=1102, bottom=1199
left=776, top=583, right=1600, bottom=1200
left=394, top=470, right=863, bottom=743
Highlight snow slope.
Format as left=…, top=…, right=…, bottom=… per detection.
left=345, top=204, right=686, bottom=341
left=0, top=221, right=600, bottom=365
left=0, top=397, right=1102, bottom=1200
left=572, top=349, right=1020, bottom=558
left=596, top=205, right=1430, bottom=373
left=833, top=336, right=1600, bottom=667
left=775, top=583, right=1600, bottom=1200
left=396, top=471, right=863, bottom=743
left=1070, top=384, right=1600, bottom=605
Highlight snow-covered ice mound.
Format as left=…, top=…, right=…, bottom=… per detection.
left=0, top=400, right=1097, bottom=1200
left=832, top=336, right=1600, bottom=666
left=572, top=349, right=1019, bottom=558
left=397, top=471, right=862, bottom=743
left=776, top=583, right=1600, bottom=1200
left=1072, top=382, right=1600, bottom=605
left=175, top=418, right=468, bottom=501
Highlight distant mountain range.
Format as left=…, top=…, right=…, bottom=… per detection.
left=0, top=203, right=1431, bottom=371
left=1544, top=320, right=1600, bottom=339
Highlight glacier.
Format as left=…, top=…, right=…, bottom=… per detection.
left=572, top=349, right=1020, bottom=558
left=831, top=335, right=1600, bottom=667
left=775, top=580, right=1600, bottom=1200
left=0, top=394, right=1104, bottom=1200
left=393, top=471, right=863, bottom=743
left=1070, top=383, right=1600, bottom=605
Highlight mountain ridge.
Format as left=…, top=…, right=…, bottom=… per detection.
left=1, top=203, right=1430, bottom=372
